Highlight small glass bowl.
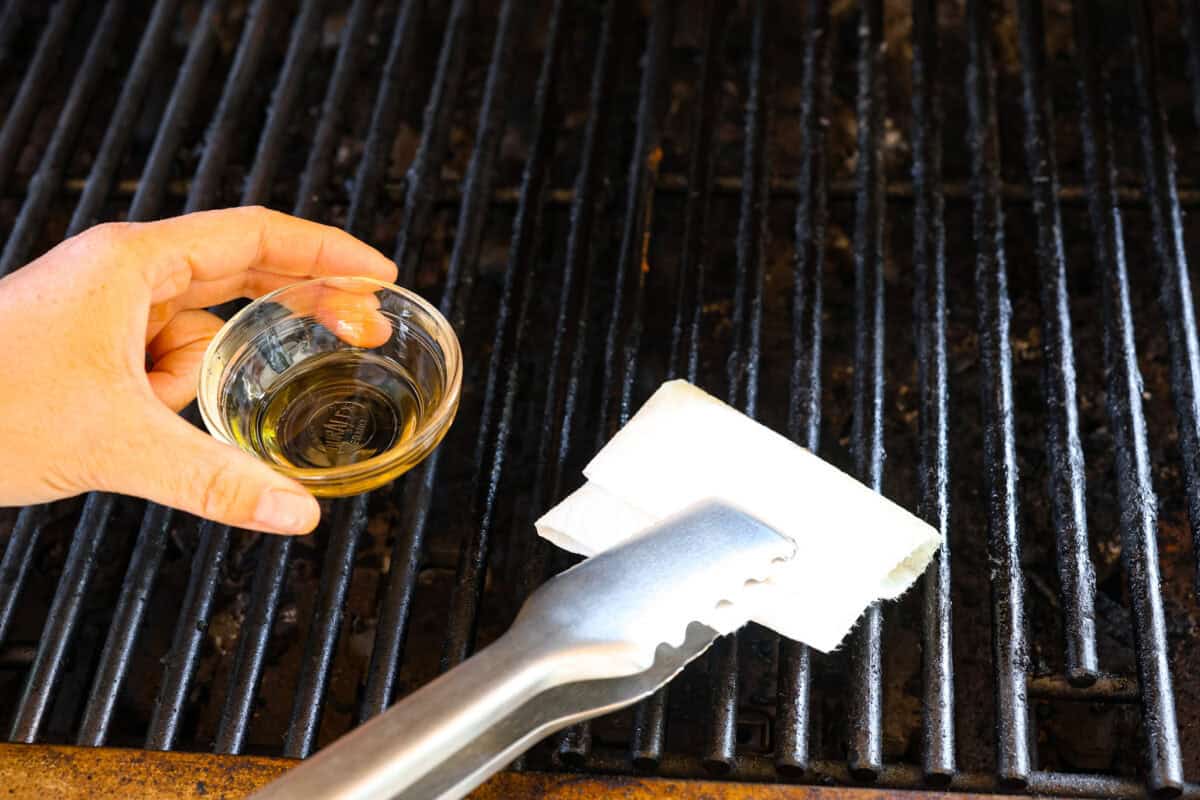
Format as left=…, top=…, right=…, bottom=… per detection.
left=198, top=277, right=462, bottom=497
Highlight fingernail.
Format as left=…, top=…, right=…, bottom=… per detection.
left=334, top=319, right=366, bottom=344
left=253, top=489, right=318, bottom=533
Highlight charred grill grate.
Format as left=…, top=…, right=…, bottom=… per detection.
left=1, top=0, right=1200, bottom=797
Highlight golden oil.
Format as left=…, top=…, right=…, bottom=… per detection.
left=226, top=351, right=424, bottom=471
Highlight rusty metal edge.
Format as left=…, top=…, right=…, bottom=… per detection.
left=0, top=743, right=1048, bottom=800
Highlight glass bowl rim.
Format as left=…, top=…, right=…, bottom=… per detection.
left=196, top=276, right=463, bottom=488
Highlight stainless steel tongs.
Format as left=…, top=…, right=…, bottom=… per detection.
left=252, top=501, right=793, bottom=800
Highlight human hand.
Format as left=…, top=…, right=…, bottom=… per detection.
left=0, top=207, right=397, bottom=534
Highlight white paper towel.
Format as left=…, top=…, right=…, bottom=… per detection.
left=535, top=380, right=942, bottom=653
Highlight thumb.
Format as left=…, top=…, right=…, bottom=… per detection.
left=103, top=404, right=321, bottom=535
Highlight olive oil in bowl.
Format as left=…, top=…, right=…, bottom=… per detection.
left=230, top=351, right=423, bottom=470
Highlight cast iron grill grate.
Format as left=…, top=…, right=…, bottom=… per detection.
left=1, top=0, right=1200, bottom=797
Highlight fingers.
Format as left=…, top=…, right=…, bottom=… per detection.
left=146, top=310, right=225, bottom=412
left=277, top=278, right=394, bottom=348
left=148, top=276, right=393, bottom=352
left=103, top=403, right=320, bottom=535
left=150, top=267, right=336, bottom=316
left=116, top=206, right=397, bottom=307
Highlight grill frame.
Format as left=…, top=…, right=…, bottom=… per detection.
left=0, top=0, right=1198, bottom=797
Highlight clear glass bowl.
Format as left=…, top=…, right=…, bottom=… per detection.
left=198, top=277, right=462, bottom=497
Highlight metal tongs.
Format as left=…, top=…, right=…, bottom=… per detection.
left=253, top=502, right=793, bottom=800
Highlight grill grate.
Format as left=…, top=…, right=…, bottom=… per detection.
left=2, top=0, right=1200, bottom=797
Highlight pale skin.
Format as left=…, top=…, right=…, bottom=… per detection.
left=0, top=207, right=398, bottom=535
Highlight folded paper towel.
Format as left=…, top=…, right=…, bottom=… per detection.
left=535, top=380, right=942, bottom=652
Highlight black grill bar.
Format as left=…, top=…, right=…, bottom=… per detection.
left=628, top=689, right=669, bottom=770
left=145, top=522, right=231, bottom=751
left=393, top=0, right=472, bottom=284
left=631, top=0, right=724, bottom=769
left=1129, top=0, right=1200, bottom=610
left=515, top=0, right=619, bottom=762
left=240, top=0, right=323, bottom=207
left=513, top=3, right=617, bottom=769
left=521, top=0, right=617, bottom=603
left=541, top=0, right=618, bottom=514
left=76, top=505, right=171, bottom=746
left=213, top=533, right=289, bottom=754
left=451, top=17, right=561, bottom=671
left=356, top=459, right=431, bottom=720
left=1013, top=0, right=1099, bottom=686
left=294, top=0, right=374, bottom=221
left=187, top=0, right=271, bottom=213
left=441, top=73, right=548, bottom=664
left=964, top=0, right=1031, bottom=786
left=725, top=0, right=769, bottom=425
left=5, top=496, right=115, bottom=742
left=559, top=0, right=672, bottom=764
left=344, top=0, right=422, bottom=237
left=775, top=0, right=830, bottom=778
left=0, top=508, right=43, bottom=647
left=664, top=0, right=721, bottom=391
left=92, top=580, right=169, bottom=760
left=68, top=0, right=181, bottom=234
left=1115, top=1, right=1189, bottom=792
left=128, top=0, right=221, bottom=221
left=283, top=494, right=369, bottom=759
left=0, top=0, right=81, bottom=195
left=703, top=0, right=769, bottom=775
left=1074, top=3, right=1184, bottom=794
left=454, top=0, right=528, bottom=478
left=438, top=0, right=539, bottom=672
left=593, top=0, right=669, bottom=447
left=495, top=0, right=568, bottom=615
left=845, top=0, right=886, bottom=781
left=0, top=0, right=126, bottom=274
left=444, top=0, right=527, bottom=342
left=6, top=491, right=115, bottom=748
left=911, top=0, right=955, bottom=783
left=704, top=634, right=739, bottom=774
